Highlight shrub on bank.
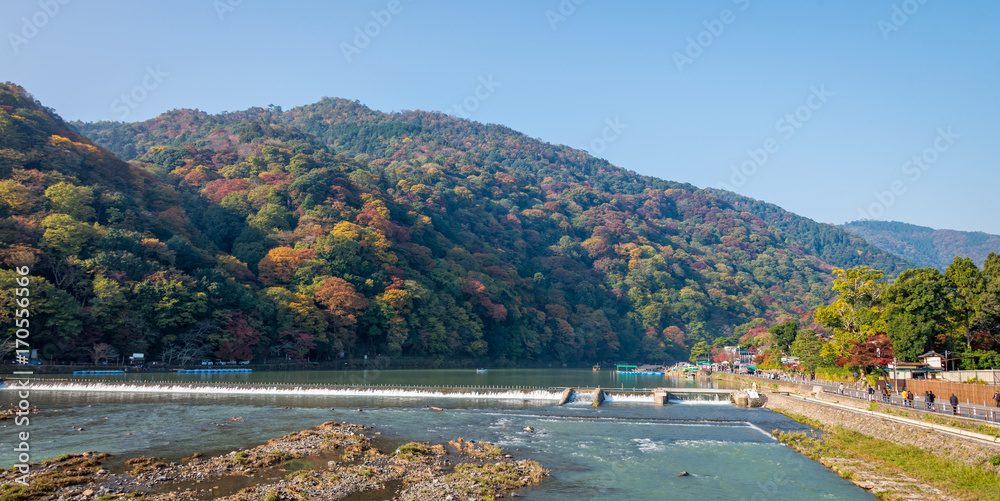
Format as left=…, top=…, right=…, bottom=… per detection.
left=815, top=366, right=856, bottom=383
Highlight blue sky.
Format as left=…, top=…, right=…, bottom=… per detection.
left=4, top=0, right=999, bottom=233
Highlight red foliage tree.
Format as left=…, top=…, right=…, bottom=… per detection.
left=216, top=312, right=260, bottom=361
left=462, top=278, right=507, bottom=321
left=662, top=326, right=687, bottom=350
left=201, top=178, right=248, bottom=203
left=314, top=277, right=369, bottom=351
left=279, top=329, right=315, bottom=362
left=842, top=334, right=894, bottom=373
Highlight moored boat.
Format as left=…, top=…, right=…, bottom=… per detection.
left=615, top=364, right=665, bottom=376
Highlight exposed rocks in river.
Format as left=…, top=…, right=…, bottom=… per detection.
left=0, top=421, right=548, bottom=501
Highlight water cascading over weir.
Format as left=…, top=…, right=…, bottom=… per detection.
left=7, top=381, right=735, bottom=405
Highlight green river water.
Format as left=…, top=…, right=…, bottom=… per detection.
left=1, top=369, right=873, bottom=499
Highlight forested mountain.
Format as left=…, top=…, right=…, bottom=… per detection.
left=3, top=82, right=896, bottom=365
left=841, top=220, right=1000, bottom=271
left=706, top=190, right=911, bottom=275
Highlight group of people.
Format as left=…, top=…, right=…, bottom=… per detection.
left=897, top=388, right=924, bottom=408
left=768, top=372, right=999, bottom=416
left=867, top=386, right=1000, bottom=416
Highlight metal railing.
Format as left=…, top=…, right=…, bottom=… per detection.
left=728, top=371, right=1000, bottom=424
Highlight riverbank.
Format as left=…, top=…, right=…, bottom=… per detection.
left=715, top=373, right=1000, bottom=437
left=0, top=357, right=597, bottom=374
left=768, top=392, right=1000, bottom=501
left=0, top=421, right=547, bottom=501
left=714, top=374, right=1000, bottom=500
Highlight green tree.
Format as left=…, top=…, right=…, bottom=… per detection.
left=248, top=203, right=294, bottom=234
left=712, top=335, right=739, bottom=349
left=689, top=340, right=710, bottom=363
left=884, top=267, right=957, bottom=361
left=133, top=277, right=209, bottom=344
left=0, top=270, right=82, bottom=358
left=977, top=253, right=1000, bottom=349
left=0, top=179, right=38, bottom=216
left=815, top=266, right=886, bottom=360
left=40, top=214, right=97, bottom=257
left=768, top=320, right=799, bottom=353
left=945, top=256, right=983, bottom=350
left=789, top=329, right=823, bottom=375
left=45, top=182, right=96, bottom=221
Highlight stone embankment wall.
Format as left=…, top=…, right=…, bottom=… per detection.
left=765, top=393, right=1000, bottom=473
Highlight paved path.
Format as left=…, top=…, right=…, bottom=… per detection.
left=723, top=372, right=1000, bottom=425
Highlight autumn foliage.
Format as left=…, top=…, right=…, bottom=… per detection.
left=0, top=82, right=912, bottom=365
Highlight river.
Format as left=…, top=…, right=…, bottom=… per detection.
left=2, top=369, right=873, bottom=499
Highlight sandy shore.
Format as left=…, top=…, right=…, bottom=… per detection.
left=0, top=421, right=548, bottom=501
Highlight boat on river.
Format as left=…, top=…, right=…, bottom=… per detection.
left=475, top=368, right=487, bottom=374
left=615, top=364, right=665, bottom=376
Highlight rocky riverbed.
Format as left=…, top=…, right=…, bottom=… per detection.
left=0, top=421, right=548, bottom=500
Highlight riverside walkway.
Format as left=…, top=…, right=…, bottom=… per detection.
left=723, top=372, right=1000, bottom=425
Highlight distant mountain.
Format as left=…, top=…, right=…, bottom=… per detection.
left=0, top=83, right=916, bottom=365
left=706, top=190, right=911, bottom=276
left=841, top=220, right=1000, bottom=271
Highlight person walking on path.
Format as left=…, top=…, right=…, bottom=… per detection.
left=868, top=386, right=875, bottom=401
left=906, top=390, right=915, bottom=407
left=950, top=393, right=959, bottom=415
left=838, top=382, right=844, bottom=395
left=993, top=390, right=999, bottom=408
left=926, top=390, right=936, bottom=411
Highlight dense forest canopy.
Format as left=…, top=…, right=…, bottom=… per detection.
left=0, top=83, right=927, bottom=365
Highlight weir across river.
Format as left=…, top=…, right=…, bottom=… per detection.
left=9, top=380, right=736, bottom=405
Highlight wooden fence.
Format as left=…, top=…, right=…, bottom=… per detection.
left=940, top=370, right=1000, bottom=384
left=898, top=379, right=1000, bottom=407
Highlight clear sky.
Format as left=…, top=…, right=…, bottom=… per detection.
left=4, top=1, right=999, bottom=233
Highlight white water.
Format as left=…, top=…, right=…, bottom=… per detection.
left=603, top=392, right=654, bottom=403
left=11, top=382, right=740, bottom=407
left=16, top=382, right=563, bottom=401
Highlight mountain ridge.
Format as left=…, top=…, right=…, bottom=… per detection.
left=841, top=220, right=1000, bottom=271
left=0, top=83, right=907, bottom=364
